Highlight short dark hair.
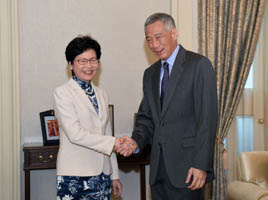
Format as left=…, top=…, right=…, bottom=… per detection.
left=144, top=13, right=176, bottom=32
left=65, top=35, right=101, bottom=64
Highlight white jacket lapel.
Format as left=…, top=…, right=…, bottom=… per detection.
left=68, top=79, right=98, bottom=116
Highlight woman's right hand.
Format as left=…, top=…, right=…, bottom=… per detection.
left=113, top=137, right=122, bottom=152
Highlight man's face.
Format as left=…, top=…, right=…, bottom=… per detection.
left=145, top=21, right=178, bottom=60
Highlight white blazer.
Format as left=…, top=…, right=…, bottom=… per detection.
left=54, top=78, right=119, bottom=179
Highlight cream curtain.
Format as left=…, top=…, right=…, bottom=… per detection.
left=198, top=0, right=266, bottom=199
left=0, top=0, right=20, bottom=199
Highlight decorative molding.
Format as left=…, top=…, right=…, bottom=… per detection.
left=264, top=5, right=268, bottom=151
left=170, top=0, right=198, bottom=51
left=170, top=0, right=178, bottom=27
left=0, top=0, right=20, bottom=199
left=254, top=21, right=265, bottom=151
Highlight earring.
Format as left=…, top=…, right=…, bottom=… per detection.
left=70, top=66, right=73, bottom=70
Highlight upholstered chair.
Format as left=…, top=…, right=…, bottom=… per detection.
left=227, top=151, right=268, bottom=200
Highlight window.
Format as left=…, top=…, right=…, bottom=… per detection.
left=236, top=64, right=254, bottom=154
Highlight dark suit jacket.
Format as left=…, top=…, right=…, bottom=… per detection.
left=132, top=45, right=218, bottom=188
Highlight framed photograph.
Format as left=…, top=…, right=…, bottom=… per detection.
left=39, top=110, right=59, bottom=146
left=109, top=104, right=114, bottom=136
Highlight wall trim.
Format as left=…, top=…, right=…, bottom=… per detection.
left=170, top=0, right=198, bottom=51
left=0, top=0, right=20, bottom=199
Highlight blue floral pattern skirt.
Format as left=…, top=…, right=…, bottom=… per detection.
left=56, top=173, right=111, bottom=200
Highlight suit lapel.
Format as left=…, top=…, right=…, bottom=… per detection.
left=68, top=79, right=99, bottom=117
left=161, top=46, right=186, bottom=118
left=152, top=61, right=161, bottom=118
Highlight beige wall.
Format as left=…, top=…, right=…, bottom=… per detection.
left=19, top=1, right=169, bottom=199
left=19, top=0, right=166, bottom=143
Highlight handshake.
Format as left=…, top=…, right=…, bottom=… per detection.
left=113, top=136, right=138, bottom=157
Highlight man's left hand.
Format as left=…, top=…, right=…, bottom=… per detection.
left=185, top=167, right=207, bottom=190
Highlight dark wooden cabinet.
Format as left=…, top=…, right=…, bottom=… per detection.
left=23, top=143, right=151, bottom=200
left=24, top=144, right=58, bottom=170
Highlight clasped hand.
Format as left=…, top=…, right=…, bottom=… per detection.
left=113, top=136, right=138, bottom=157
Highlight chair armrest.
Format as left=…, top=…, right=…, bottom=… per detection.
left=227, top=181, right=268, bottom=200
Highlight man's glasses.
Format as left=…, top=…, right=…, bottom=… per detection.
left=75, top=58, right=99, bottom=65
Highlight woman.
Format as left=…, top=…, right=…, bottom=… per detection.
left=54, top=35, right=122, bottom=200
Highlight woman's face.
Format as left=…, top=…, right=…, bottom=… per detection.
left=71, top=49, right=100, bottom=82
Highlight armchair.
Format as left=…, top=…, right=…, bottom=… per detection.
left=227, top=151, right=268, bottom=200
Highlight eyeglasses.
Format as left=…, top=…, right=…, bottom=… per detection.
left=75, top=58, right=99, bottom=65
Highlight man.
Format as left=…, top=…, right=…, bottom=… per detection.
left=117, top=13, right=218, bottom=200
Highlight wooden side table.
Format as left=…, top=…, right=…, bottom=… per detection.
left=23, top=143, right=151, bottom=200
left=116, top=145, right=151, bottom=200
left=23, top=144, right=58, bottom=200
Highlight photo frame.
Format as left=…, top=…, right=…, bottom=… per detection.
left=109, top=104, right=114, bottom=136
left=39, top=110, right=59, bottom=146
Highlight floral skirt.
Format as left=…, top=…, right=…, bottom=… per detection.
left=56, top=172, right=111, bottom=200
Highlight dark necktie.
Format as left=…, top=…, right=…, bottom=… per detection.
left=160, top=62, right=169, bottom=108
